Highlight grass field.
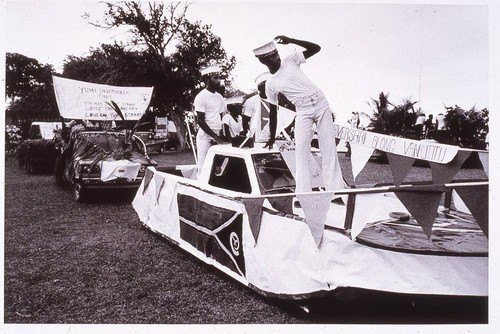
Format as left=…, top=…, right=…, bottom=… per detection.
left=3, top=150, right=488, bottom=325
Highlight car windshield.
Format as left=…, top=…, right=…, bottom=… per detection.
left=252, top=153, right=296, bottom=193
left=79, top=132, right=127, bottom=152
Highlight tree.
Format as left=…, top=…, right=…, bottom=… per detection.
left=6, top=53, right=53, bottom=100
left=84, top=1, right=237, bottom=149
left=388, top=98, right=418, bottom=136
left=444, top=105, right=488, bottom=149
left=5, top=53, right=60, bottom=125
left=366, top=92, right=392, bottom=134
left=366, top=92, right=418, bottom=138
left=63, top=43, right=158, bottom=86
left=366, top=91, right=489, bottom=149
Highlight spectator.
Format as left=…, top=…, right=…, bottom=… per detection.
left=414, top=113, right=426, bottom=139
left=425, top=114, right=436, bottom=139
left=435, top=113, right=447, bottom=142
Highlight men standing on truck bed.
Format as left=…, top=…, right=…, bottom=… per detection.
left=194, top=64, right=227, bottom=173
left=253, top=36, right=344, bottom=193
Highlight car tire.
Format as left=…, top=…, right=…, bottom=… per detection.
left=54, top=155, right=65, bottom=185
left=73, top=182, right=88, bottom=203
left=25, top=158, right=35, bottom=174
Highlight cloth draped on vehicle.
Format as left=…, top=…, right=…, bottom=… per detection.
left=64, top=130, right=151, bottom=182
left=132, top=166, right=487, bottom=299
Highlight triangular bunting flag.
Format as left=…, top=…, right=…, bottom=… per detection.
left=260, top=100, right=270, bottom=131
left=180, top=167, right=198, bottom=179
left=154, top=173, right=165, bottom=204
left=386, top=153, right=415, bottom=186
left=429, top=150, right=470, bottom=184
left=395, top=188, right=443, bottom=238
left=276, top=106, right=296, bottom=138
left=349, top=143, right=374, bottom=180
left=478, top=152, right=489, bottom=177
left=451, top=190, right=471, bottom=214
left=296, top=192, right=333, bottom=247
left=455, top=185, right=488, bottom=237
left=241, top=198, right=265, bottom=244
left=279, top=141, right=324, bottom=190
left=269, top=196, right=294, bottom=215
left=142, top=168, right=154, bottom=194
left=279, top=141, right=297, bottom=178
left=161, top=176, right=179, bottom=212
left=350, top=193, right=389, bottom=239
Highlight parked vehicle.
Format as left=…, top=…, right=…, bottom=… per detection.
left=16, top=122, right=63, bottom=174
left=132, top=141, right=487, bottom=300
left=55, top=129, right=157, bottom=202
left=134, top=131, right=169, bottom=155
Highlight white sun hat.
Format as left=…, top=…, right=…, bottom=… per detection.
left=253, top=41, right=278, bottom=58
left=200, top=64, right=222, bottom=76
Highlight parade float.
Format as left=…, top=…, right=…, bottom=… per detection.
left=52, top=76, right=158, bottom=202
left=132, top=123, right=488, bottom=300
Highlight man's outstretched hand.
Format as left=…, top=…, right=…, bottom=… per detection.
left=274, top=35, right=293, bottom=45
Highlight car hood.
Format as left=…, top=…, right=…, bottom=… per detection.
left=76, top=151, right=157, bottom=166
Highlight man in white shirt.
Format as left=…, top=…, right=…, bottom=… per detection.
left=414, top=113, right=426, bottom=139
left=435, top=113, right=447, bottom=142
left=194, top=64, right=226, bottom=172
left=253, top=36, right=344, bottom=193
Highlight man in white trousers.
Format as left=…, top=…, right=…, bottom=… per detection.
left=194, top=64, right=226, bottom=174
left=253, top=36, right=343, bottom=193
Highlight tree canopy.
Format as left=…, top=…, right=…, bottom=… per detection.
left=444, top=105, right=488, bottom=149
left=71, top=1, right=237, bottom=148
left=5, top=53, right=60, bottom=123
left=366, top=92, right=488, bottom=149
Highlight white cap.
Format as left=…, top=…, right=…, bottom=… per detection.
left=200, top=64, right=221, bottom=76
left=255, top=72, right=270, bottom=85
left=253, top=41, right=278, bottom=58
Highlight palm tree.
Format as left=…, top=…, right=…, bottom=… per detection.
left=444, top=105, right=488, bottom=149
left=367, top=92, right=391, bottom=134
left=366, top=92, right=418, bottom=138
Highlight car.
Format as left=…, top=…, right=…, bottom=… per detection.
left=55, top=129, right=157, bottom=202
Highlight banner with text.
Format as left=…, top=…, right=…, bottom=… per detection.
left=333, top=123, right=459, bottom=164
left=53, top=76, right=153, bottom=121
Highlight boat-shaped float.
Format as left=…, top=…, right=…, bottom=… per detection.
left=132, top=134, right=488, bottom=300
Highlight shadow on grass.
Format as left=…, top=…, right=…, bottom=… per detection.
left=80, top=188, right=138, bottom=204
left=270, top=288, right=488, bottom=324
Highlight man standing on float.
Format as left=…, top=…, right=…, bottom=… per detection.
left=253, top=36, right=343, bottom=193
left=194, top=64, right=226, bottom=174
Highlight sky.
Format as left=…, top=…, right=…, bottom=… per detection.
left=1, top=0, right=495, bottom=125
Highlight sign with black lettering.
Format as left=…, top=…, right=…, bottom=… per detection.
left=53, top=76, right=153, bottom=121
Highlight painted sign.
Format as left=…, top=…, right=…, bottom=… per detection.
left=333, top=123, right=459, bottom=164
left=53, top=76, right=153, bottom=121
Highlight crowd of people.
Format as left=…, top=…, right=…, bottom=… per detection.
left=413, top=112, right=448, bottom=140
